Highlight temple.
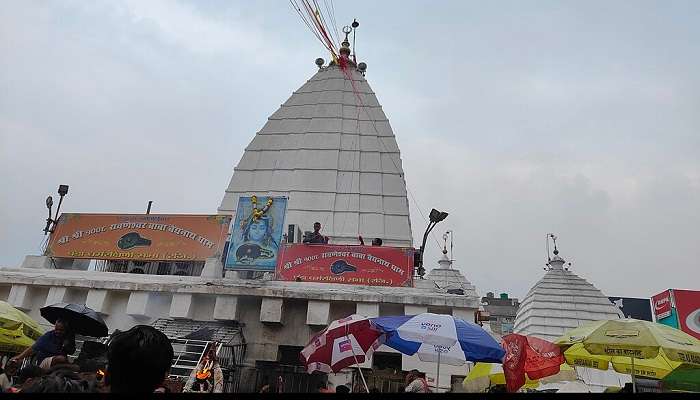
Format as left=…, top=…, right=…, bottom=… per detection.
left=0, top=38, right=480, bottom=392
left=218, top=50, right=412, bottom=247
left=514, top=247, right=622, bottom=341
left=513, top=240, right=628, bottom=390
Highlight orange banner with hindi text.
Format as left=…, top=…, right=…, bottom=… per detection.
left=46, top=213, right=231, bottom=261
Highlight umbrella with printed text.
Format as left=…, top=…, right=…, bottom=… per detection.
left=300, top=314, right=382, bottom=392
left=563, top=342, right=700, bottom=391
left=555, top=318, right=700, bottom=392
left=370, top=313, right=505, bottom=391
left=462, top=362, right=577, bottom=392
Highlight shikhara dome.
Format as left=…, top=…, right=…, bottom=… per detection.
left=514, top=251, right=622, bottom=342
left=219, top=60, right=412, bottom=247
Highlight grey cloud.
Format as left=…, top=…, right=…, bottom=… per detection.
left=1, top=0, right=698, bottom=301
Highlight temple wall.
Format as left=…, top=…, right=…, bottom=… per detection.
left=0, top=261, right=478, bottom=384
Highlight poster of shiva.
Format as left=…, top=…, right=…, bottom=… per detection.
left=224, top=195, right=287, bottom=271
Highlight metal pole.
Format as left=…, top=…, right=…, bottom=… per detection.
left=346, top=325, right=369, bottom=393
left=50, top=194, right=65, bottom=233
left=631, top=357, right=636, bottom=393
left=435, top=351, right=441, bottom=392
left=146, top=200, right=153, bottom=214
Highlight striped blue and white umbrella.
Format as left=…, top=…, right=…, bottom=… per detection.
left=371, top=313, right=505, bottom=366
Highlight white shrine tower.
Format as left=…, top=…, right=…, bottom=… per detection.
left=218, top=48, right=412, bottom=247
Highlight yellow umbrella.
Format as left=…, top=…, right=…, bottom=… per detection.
left=0, top=326, right=37, bottom=353
left=564, top=342, right=681, bottom=379
left=0, top=300, right=44, bottom=354
left=556, top=318, right=700, bottom=392
left=462, top=363, right=575, bottom=392
left=555, top=318, right=700, bottom=365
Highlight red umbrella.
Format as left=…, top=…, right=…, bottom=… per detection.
left=300, top=314, right=381, bottom=375
left=502, top=333, right=566, bottom=392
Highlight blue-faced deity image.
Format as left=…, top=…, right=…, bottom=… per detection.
left=235, top=215, right=277, bottom=263
left=225, top=196, right=287, bottom=271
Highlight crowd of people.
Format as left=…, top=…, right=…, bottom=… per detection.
left=1, top=321, right=175, bottom=393
left=2, top=318, right=437, bottom=394
left=283, top=369, right=429, bottom=394
left=303, top=221, right=383, bottom=247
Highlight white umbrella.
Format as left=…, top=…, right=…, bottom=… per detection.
left=371, top=313, right=505, bottom=390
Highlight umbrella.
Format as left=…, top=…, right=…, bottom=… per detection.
left=555, top=318, right=700, bottom=392
left=463, top=362, right=558, bottom=392
left=371, top=313, right=505, bottom=390
left=0, top=326, right=36, bottom=354
left=1, top=300, right=44, bottom=340
left=548, top=380, right=592, bottom=393
left=661, top=363, right=700, bottom=392
left=300, top=314, right=382, bottom=392
left=40, top=303, right=108, bottom=337
left=564, top=342, right=682, bottom=379
left=500, top=333, right=572, bottom=392
left=0, top=301, right=44, bottom=354
left=564, top=343, right=700, bottom=392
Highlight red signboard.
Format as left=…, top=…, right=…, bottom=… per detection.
left=276, top=244, right=414, bottom=287
left=652, top=290, right=673, bottom=320
left=673, top=289, right=700, bottom=340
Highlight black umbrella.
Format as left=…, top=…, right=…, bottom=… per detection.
left=40, top=303, right=108, bottom=337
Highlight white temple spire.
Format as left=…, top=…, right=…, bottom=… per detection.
left=218, top=57, right=412, bottom=247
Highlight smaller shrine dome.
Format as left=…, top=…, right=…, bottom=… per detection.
left=514, top=241, right=622, bottom=342
left=425, top=248, right=478, bottom=297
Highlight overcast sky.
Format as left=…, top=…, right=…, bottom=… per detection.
left=1, top=0, right=698, bottom=300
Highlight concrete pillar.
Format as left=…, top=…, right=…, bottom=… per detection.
left=86, top=289, right=109, bottom=315
left=19, top=256, right=88, bottom=270
left=126, top=292, right=151, bottom=318
left=356, top=302, right=379, bottom=318
left=404, top=305, right=428, bottom=315
left=44, top=287, right=68, bottom=306
left=213, top=295, right=239, bottom=321
left=224, top=270, right=240, bottom=279
left=52, top=258, right=76, bottom=269
left=169, top=293, right=193, bottom=319
left=201, top=257, right=224, bottom=279
left=414, top=279, right=435, bottom=289
left=260, top=298, right=283, bottom=324
left=306, top=300, right=330, bottom=326
left=20, top=255, right=52, bottom=269
left=70, top=259, right=90, bottom=271
left=8, top=285, right=30, bottom=311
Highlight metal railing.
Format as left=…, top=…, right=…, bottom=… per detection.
left=93, top=260, right=204, bottom=276
left=168, top=338, right=210, bottom=380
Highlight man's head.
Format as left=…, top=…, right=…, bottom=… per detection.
left=106, top=325, right=173, bottom=393
left=405, top=369, right=421, bottom=384
left=371, top=238, right=383, bottom=246
left=54, top=319, right=69, bottom=339
left=4, top=360, right=18, bottom=376
left=313, top=222, right=321, bottom=233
